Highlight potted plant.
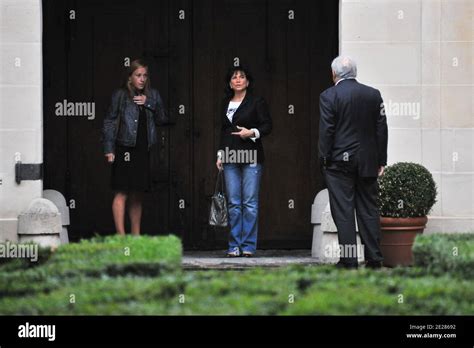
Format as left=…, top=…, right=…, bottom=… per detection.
left=377, top=162, right=437, bottom=267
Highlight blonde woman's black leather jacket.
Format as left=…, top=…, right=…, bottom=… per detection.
left=102, top=88, right=168, bottom=154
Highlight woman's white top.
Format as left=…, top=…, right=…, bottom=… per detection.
left=226, top=101, right=241, bottom=123
left=217, top=100, right=261, bottom=159
left=225, top=101, right=259, bottom=142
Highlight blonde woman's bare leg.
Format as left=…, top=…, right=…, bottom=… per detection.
left=112, top=191, right=127, bottom=235
left=129, top=191, right=143, bottom=236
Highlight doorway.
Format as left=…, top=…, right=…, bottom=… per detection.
left=42, top=0, right=338, bottom=249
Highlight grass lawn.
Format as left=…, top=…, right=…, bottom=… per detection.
left=0, top=233, right=472, bottom=315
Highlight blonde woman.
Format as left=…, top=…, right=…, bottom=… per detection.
left=102, top=59, right=167, bottom=235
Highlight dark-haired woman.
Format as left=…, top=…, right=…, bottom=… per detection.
left=102, top=59, right=167, bottom=235
left=216, top=66, right=272, bottom=257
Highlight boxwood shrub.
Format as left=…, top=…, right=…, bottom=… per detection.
left=378, top=162, right=437, bottom=217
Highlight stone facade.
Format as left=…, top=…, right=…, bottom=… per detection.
left=0, top=0, right=472, bottom=243
left=341, top=0, right=473, bottom=233
left=0, top=0, right=43, bottom=242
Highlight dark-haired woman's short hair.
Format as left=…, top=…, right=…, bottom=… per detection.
left=224, top=65, right=253, bottom=97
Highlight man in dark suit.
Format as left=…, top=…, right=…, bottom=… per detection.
left=319, top=56, right=388, bottom=269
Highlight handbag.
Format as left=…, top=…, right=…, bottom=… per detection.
left=209, top=170, right=228, bottom=227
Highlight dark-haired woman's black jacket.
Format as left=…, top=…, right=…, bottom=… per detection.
left=102, top=88, right=168, bottom=154
left=219, top=92, right=272, bottom=163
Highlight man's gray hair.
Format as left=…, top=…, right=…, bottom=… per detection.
left=331, top=56, right=357, bottom=79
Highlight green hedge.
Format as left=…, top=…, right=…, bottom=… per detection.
left=48, top=234, right=182, bottom=277
left=1, top=265, right=473, bottom=315
left=413, top=233, right=474, bottom=279
left=0, top=235, right=182, bottom=298
left=0, top=233, right=473, bottom=315
left=283, top=267, right=474, bottom=315
left=0, top=276, right=186, bottom=315
left=0, top=242, right=53, bottom=271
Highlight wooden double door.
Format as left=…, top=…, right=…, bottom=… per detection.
left=42, top=0, right=338, bottom=249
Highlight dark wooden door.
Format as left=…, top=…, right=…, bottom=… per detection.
left=43, top=0, right=338, bottom=249
left=43, top=0, right=192, bottom=243
left=192, top=0, right=338, bottom=248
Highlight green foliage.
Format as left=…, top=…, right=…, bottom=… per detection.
left=0, top=242, right=53, bottom=271
left=284, top=269, right=474, bottom=315
left=0, top=276, right=186, bottom=315
left=0, top=235, right=182, bottom=298
left=48, top=234, right=182, bottom=277
left=378, top=162, right=437, bottom=217
left=0, top=233, right=472, bottom=315
left=413, top=233, right=474, bottom=279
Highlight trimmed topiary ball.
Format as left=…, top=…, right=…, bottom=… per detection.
left=378, top=162, right=437, bottom=218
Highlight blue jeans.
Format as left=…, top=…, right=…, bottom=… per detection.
left=223, top=163, right=263, bottom=253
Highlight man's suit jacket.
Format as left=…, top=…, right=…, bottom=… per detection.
left=319, top=79, right=388, bottom=177
left=219, top=92, right=272, bottom=163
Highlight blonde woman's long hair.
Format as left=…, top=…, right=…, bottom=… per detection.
left=124, top=59, right=151, bottom=99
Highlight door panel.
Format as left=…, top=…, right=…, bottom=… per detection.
left=43, top=0, right=338, bottom=248
left=43, top=0, right=184, bottom=240
left=193, top=0, right=338, bottom=248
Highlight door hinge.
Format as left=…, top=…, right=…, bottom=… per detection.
left=15, top=162, right=43, bottom=184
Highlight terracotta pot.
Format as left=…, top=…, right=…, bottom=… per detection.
left=379, top=216, right=428, bottom=267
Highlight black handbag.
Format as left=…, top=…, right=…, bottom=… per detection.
left=209, top=170, right=228, bottom=227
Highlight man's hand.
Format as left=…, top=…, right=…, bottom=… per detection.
left=378, top=166, right=384, bottom=177
left=133, top=95, right=147, bottom=105
left=105, top=153, right=115, bottom=163
left=216, top=159, right=223, bottom=171
left=232, top=126, right=255, bottom=139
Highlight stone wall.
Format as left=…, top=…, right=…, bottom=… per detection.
left=340, top=0, right=473, bottom=233
left=0, top=0, right=43, bottom=242
left=0, top=0, right=472, bottom=243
